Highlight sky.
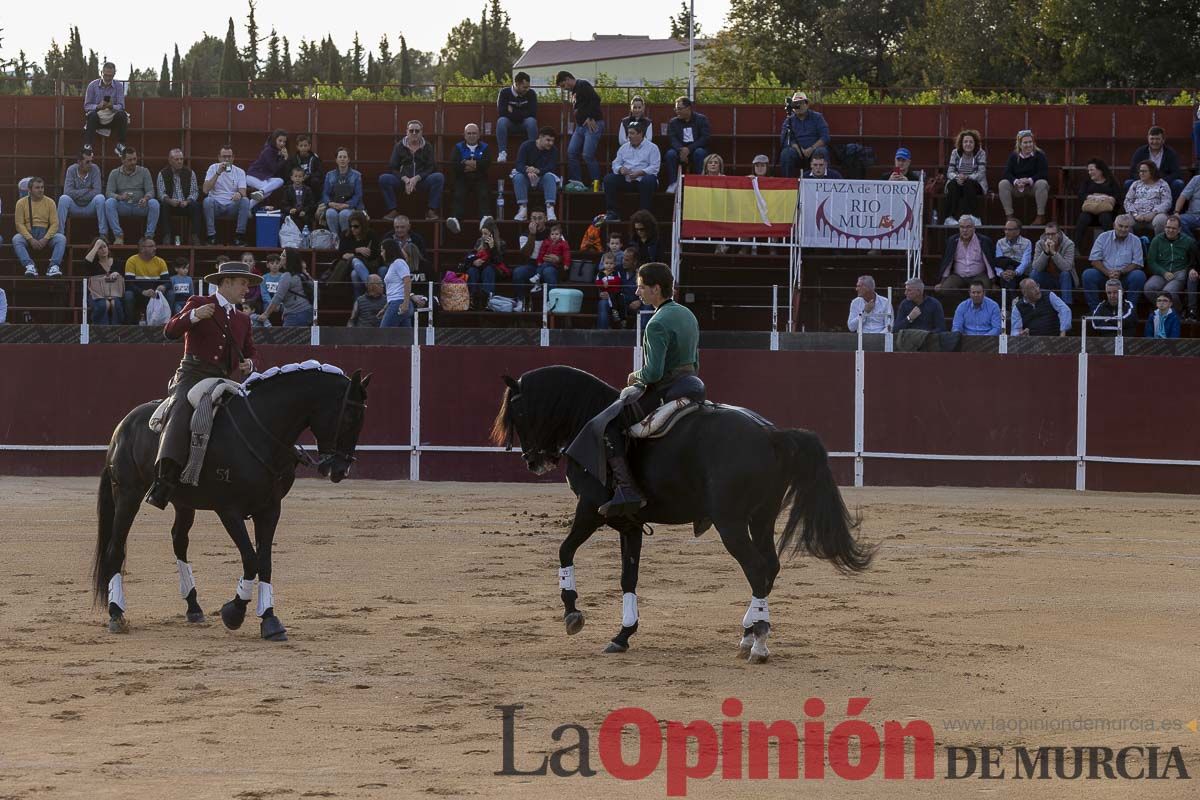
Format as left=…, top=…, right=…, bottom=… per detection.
left=1, top=1, right=730, bottom=74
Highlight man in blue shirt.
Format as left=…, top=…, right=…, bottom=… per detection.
left=951, top=280, right=1002, bottom=335
left=779, top=91, right=830, bottom=177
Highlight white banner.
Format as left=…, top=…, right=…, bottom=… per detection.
left=801, top=178, right=921, bottom=250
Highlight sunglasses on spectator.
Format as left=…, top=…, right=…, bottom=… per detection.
left=1017, top=129, right=1033, bottom=137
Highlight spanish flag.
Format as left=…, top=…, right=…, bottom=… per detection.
left=680, top=175, right=799, bottom=238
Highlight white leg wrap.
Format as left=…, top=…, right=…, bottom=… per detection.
left=742, top=596, right=769, bottom=628
left=622, top=592, right=639, bottom=627
left=177, top=560, right=196, bottom=598
left=558, top=565, right=576, bottom=591
left=236, top=577, right=254, bottom=602
left=256, top=582, right=274, bottom=617
left=108, top=573, right=126, bottom=611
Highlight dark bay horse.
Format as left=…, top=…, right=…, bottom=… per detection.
left=92, top=365, right=370, bottom=640
left=492, top=365, right=872, bottom=663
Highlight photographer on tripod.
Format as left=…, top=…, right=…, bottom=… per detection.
left=779, top=91, right=830, bottom=178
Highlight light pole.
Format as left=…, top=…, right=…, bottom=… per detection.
left=687, top=0, right=695, bottom=100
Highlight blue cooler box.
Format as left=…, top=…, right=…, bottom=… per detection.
left=255, top=210, right=282, bottom=247
left=547, top=287, right=583, bottom=314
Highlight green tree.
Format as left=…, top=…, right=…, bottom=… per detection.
left=182, top=34, right=224, bottom=96
left=171, top=44, right=182, bottom=95
left=378, top=35, right=393, bottom=82
left=243, top=0, right=261, bottom=79
left=348, top=32, right=365, bottom=86
left=263, top=29, right=283, bottom=83
left=126, top=66, right=158, bottom=97
left=282, top=37, right=294, bottom=84
left=399, top=35, right=413, bottom=92
left=669, top=1, right=703, bottom=41
left=218, top=19, right=246, bottom=96
left=158, top=54, right=171, bottom=96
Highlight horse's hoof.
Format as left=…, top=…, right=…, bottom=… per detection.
left=604, top=640, right=628, bottom=654
left=220, top=600, right=246, bottom=630
left=260, top=615, right=288, bottom=641
left=186, top=609, right=206, bottom=624
left=747, top=650, right=769, bottom=664
left=108, top=615, right=129, bottom=634
left=564, top=611, right=585, bottom=635
left=738, top=633, right=755, bottom=654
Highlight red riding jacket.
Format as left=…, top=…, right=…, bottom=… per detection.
left=164, top=294, right=257, bottom=375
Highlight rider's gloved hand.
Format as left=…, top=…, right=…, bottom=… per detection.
left=620, top=384, right=643, bottom=400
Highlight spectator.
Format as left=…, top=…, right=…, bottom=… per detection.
left=13, top=177, right=66, bottom=277
left=893, top=277, right=945, bottom=332
left=446, top=123, right=492, bottom=235
left=0, top=287, right=7, bottom=324
left=512, top=210, right=551, bottom=310
left=994, top=218, right=1033, bottom=293
left=779, top=91, right=830, bottom=178
left=752, top=154, right=772, bottom=178
left=847, top=275, right=892, bottom=333
left=703, top=153, right=724, bottom=175
left=337, top=211, right=382, bottom=299
left=156, top=148, right=203, bottom=245
left=595, top=250, right=624, bottom=329
left=1143, top=215, right=1197, bottom=308
left=262, top=249, right=314, bottom=327
left=1030, top=221, right=1079, bottom=304
left=512, top=126, right=560, bottom=223
left=123, top=237, right=170, bottom=324
left=84, top=237, right=125, bottom=324
left=246, top=129, right=289, bottom=206
left=238, top=251, right=264, bottom=312
left=495, top=72, right=538, bottom=163
left=380, top=120, right=444, bottom=221
left=382, top=241, right=418, bottom=328
left=202, top=145, right=250, bottom=246
left=105, top=148, right=159, bottom=245
left=1089, top=279, right=1137, bottom=337
left=465, top=222, right=506, bottom=304
left=260, top=252, right=284, bottom=311
left=884, top=147, right=919, bottom=181
left=58, top=146, right=107, bottom=240
left=1176, top=172, right=1200, bottom=238
left=603, top=121, right=660, bottom=221
left=536, top=222, right=572, bottom=294
left=607, top=231, right=625, bottom=267
left=286, top=133, right=325, bottom=198
left=999, top=130, right=1049, bottom=225
left=803, top=150, right=841, bottom=179
left=347, top=274, right=386, bottom=328
left=83, top=61, right=128, bottom=155
left=281, top=165, right=317, bottom=230
left=664, top=97, right=711, bottom=193
left=1144, top=293, right=1181, bottom=339
left=935, top=217, right=997, bottom=294
left=381, top=215, right=427, bottom=271
left=1083, top=215, right=1145, bottom=309
left=1124, top=160, right=1172, bottom=237
left=618, top=95, right=653, bottom=146
left=620, top=245, right=644, bottom=323
left=943, top=129, right=987, bottom=224
left=951, top=280, right=1002, bottom=335
left=1073, top=158, right=1121, bottom=245
left=1011, top=277, right=1071, bottom=336
left=243, top=302, right=272, bottom=328
left=630, top=210, right=662, bottom=263
left=169, top=258, right=193, bottom=315
left=319, top=147, right=364, bottom=237
left=1127, top=126, right=1185, bottom=200
left=555, top=71, right=604, bottom=189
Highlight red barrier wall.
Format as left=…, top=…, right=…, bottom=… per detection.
left=0, top=345, right=1193, bottom=492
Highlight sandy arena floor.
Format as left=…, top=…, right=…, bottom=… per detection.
left=0, top=477, right=1197, bottom=799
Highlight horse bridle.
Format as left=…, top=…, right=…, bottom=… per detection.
left=504, top=392, right=562, bottom=463
left=231, top=378, right=365, bottom=478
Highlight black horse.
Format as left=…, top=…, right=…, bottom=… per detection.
left=492, top=365, right=872, bottom=662
left=92, top=365, right=370, bottom=640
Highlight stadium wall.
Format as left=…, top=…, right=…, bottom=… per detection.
left=0, top=344, right=1195, bottom=493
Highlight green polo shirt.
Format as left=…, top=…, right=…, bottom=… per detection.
left=634, top=299, right=699, bottom=386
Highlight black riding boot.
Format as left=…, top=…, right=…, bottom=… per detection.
left=144, top=459, right=182, bottom=509
left=598, top=434, right=646, bottom=517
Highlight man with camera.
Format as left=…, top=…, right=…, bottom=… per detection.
left=84, top=62, right=129, bottom=156
left=779, top=91, right=830, bottom=178
left=202, top=146, right=251, bottom=246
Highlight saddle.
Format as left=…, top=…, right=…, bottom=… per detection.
left=149, top=378, right=245, bottom=486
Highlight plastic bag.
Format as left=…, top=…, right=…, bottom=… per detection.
left=279, top=216, right=302, bottom=248
left=145, top=290, right=171, bottom=327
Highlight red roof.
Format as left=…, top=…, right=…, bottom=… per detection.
left=514, top=37, right=689, bottom=69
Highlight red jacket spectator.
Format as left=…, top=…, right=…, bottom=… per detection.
left=596, top=270, right=622, bottom=296
left=536, top=237, right=572, bottom=269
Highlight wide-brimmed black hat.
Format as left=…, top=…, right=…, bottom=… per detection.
left=203, top=261, right=263, bottom=286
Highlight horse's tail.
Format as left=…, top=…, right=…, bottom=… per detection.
left=771, top=429, right=874, bottom=573
left=92, top=465, right=116, bottom=607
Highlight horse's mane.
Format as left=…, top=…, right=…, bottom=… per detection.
left=491, top=365, right=619, bottom=450
left=243, top=361, right=347, bottom=393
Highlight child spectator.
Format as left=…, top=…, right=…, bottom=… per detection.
left=242, top=302, right=272, bottom=327
left=1145, top=293, right=1181, bottom=338
left=261, top=252, right=283, bottom=308
left=608, top=232, right=625, bottom=268
left=239, top=251, right=264, bottom=311
left=169, top=258, right=193, bottom=314
left=535, top=223, right=572, bottom=291
left=595, top=250, right=623, bottom=329
left=286, top=133, right=324, bottom=198
left=282, top=165, right=316, bottom=229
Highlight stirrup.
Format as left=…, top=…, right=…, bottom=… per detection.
left=144, top=480, right=173, bottom=509
left=599, top=489, right=646, bottom=518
